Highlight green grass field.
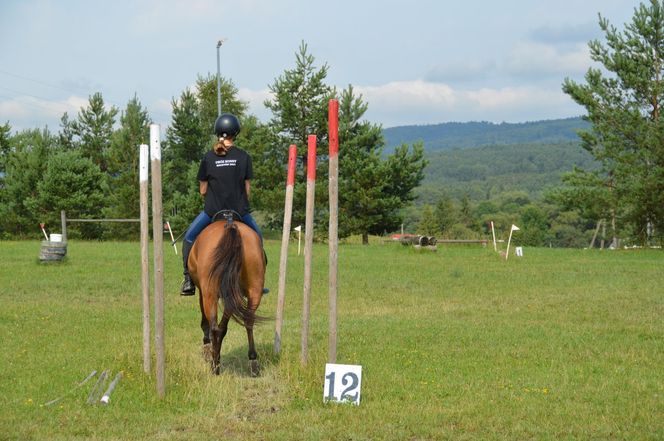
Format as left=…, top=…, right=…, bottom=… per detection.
left=0, top=239, right=662, bottom=440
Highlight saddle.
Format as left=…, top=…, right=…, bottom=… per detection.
left=211, top=210, right=243, bottom=226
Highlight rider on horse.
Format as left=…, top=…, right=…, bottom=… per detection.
left=180, top=113, right=267, bottom=296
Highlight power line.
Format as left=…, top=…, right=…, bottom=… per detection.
left=0, top=69, right=91, bottom=95
left=0, top=70, right=173, bottom=125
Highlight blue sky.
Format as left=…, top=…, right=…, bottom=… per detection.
left=0, top=0, right=639, bottom=131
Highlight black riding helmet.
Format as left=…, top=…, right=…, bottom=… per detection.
left=214, top=113, right=241, bottom=139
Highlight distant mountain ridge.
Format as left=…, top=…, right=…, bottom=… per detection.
left=382, top=117, right=590, bottom=152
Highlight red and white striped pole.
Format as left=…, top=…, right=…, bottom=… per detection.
left=328, top=99, right=339, bottom=363
left=274, top=144, right=298, bottom=354
left=301, top=135, right=316, bottom=365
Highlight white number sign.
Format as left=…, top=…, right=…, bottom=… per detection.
left=323, top=363, right=362, bottom=405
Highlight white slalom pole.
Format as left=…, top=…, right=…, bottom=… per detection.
left=100, top=372, right=123, bottom=404
left=40, top=223, right=49, bottom=241
left=44, top=370, right=97, bottom=406
left=505, top=224, right=519, bottom=260
left=165, top=221, right=177, bottom=254
left=491, top=221, right=497, bottom=252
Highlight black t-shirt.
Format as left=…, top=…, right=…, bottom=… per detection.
left=197, top=147, right=253, bottom=217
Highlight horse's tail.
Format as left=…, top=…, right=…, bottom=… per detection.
left=208, top=222, right=253, bottom=326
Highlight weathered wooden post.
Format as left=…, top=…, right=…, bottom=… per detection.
left=274, top=144, right=297, bottom=354
left=150, top=124, right=165, bottom=398
left=301, top=135, right=316, bottom=365
left=328, top=99, right=339, bottom=363
left=139, top=143, right=150, bottom=374
left=60, top=210, right=67, bottom=242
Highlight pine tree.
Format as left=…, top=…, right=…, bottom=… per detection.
left=103, top=96, right=151, bottom=238
left=263, top=42, right=334, bottom=229
left=0, top=128, right=56, bottom=236
left=196, top=74, right=248, bottom=128
left=0, top=122, right=11, bottom=189
left=163, top=89, right=207, bottom=198
left=70, top=92, right=118, bottom=172
left=265, top=41, right=334, bottom=148
left=27, top=150, right=105, bottom=239
left=434, top=194, right=457, bottom=234
left=338, top=85, right=400, bottom=243
left=563, top=0, right=664, bottom=245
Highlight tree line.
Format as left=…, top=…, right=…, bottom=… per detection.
left=403, top=1, right=664, bottom=248
left=2, top=1, right=664, bottom=248
left=0, top=43, right=426, bottom=243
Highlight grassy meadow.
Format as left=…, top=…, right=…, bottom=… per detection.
left=0, top=239, right=662, bottom=440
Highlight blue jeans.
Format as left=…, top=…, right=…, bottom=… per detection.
left=184, top=211, right=263, bottom=246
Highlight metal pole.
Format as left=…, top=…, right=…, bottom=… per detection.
left=216, top=39, right=226, bottom=117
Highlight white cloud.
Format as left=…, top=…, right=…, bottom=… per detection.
left=358, top=80, right=457, bottom=109
left=353, top=80, right=582, bottom=127
left=505, top=41, right=591, bottom=78
left=0, top=95, right=88, bottom=130
left=239, top=87, right=273, bottom=121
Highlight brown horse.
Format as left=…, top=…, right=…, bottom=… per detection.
left=188, top=213, right=266, bottom=375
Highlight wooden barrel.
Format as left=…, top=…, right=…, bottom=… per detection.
left=39, top=240, right=67, bottom=262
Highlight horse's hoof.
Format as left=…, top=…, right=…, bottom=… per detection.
left=202, top=343, right=213, bottom=363
left=212, top=363, right=221, bottom=375
left=249, top=359, right=260, bottom=377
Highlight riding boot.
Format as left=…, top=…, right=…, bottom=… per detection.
left=261, top=248, right=270, bottom=295
left=181, top=240, right=195, bottom=296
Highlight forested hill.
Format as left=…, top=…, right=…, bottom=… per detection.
left=383, top=117, right=590, bottom=152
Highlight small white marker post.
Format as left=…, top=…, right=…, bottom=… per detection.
left=323, top=363, right=362, bottom=405
left=294, top=225, right=302, bottom=256
left=505, top=224, right=520, bottom=260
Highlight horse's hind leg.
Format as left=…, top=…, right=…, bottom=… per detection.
left=210, top=313, right=230, bottom=375
left=202, top=289, right=225, bottom=375
left=246, top=325, right=259, bottom=377
left=199, top=293, right=211, bottom=345
left=246, top=292, right=261, bottom=377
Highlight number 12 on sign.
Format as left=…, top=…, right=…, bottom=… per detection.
left=324, top=363, right=362, bottom=405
